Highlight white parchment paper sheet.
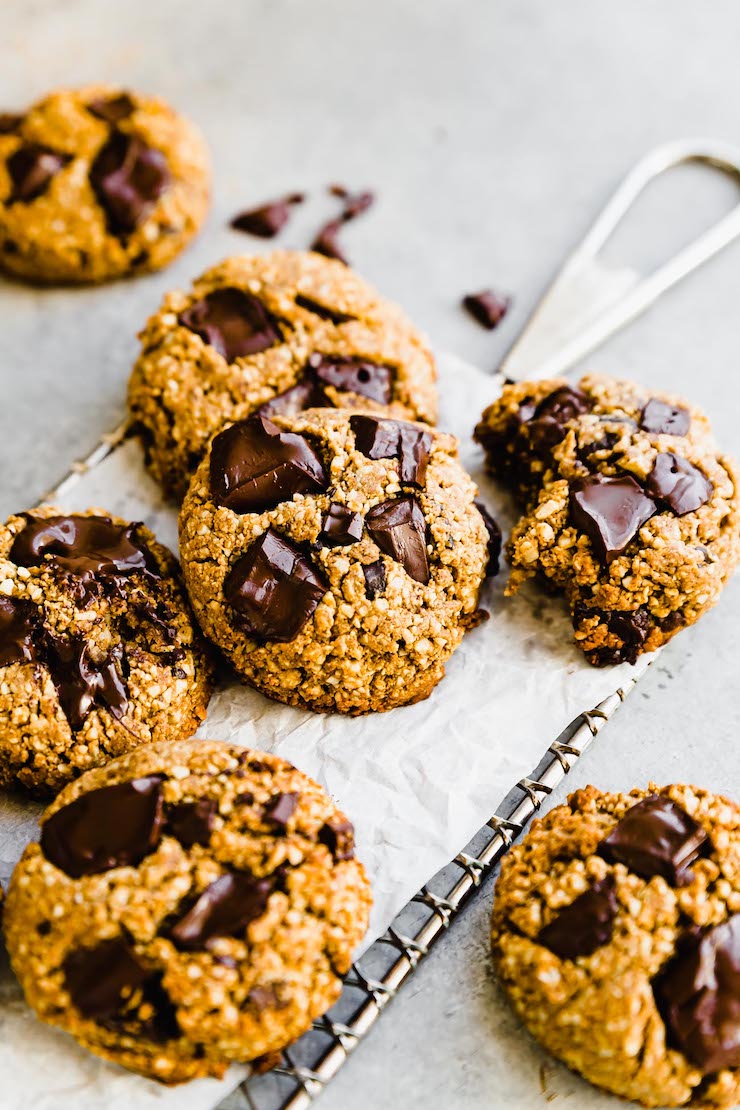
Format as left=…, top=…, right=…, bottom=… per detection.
left=0, top=353, right=650, bottom=1109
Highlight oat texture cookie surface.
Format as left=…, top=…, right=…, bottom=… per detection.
left=0, top=85, right=210, bottom=283
left=0, top=507, right=212, bottom=794
left=474, top=375, right=740, bottom=664
left=4, top=738, right=371, bottom=1082
left=179, top=407, right=493, bottom=714
left=491, top=783, right=740, bottom=1108
left=128, top=251, right=438, bottom=499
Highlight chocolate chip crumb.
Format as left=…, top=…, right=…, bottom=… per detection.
left=462, top=289, right=511, bottom=330
left=231, top=193, right=304, bottom=238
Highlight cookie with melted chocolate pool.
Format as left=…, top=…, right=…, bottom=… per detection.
left=179, top=407, right=492, bottom=714
left=0, top=506, right=212, bottom=794
left=492, top=783, right=740, bottom=1109
left=128, top=250, right=438, bottom=499
left=3, top=738, right=371, bottom=1082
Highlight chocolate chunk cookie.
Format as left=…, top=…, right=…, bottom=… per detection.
left=4, top=738, right=371, bottom=1082
left=128, top=251, right=438, bottom=499
left=179, top=408, right=490, bottom=714
left=491, top=783, right=740, bottom=1108
left=0, top=85, right=210, bottom=283
left=474, top=375, right=740, bottom=664
left=0, top=507, right=212, bottom=794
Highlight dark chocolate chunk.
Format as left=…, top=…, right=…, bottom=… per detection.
left=246, top=984, right=281, bottom=1011
left=537, top=874, right=618, bottom=959
left=179, top=287, right=282, bottom=361
left=350, top=415, right=431, bottom=486
left=641, top=398, right=690, bottom=437
left=294, top=294, right=356, bottom=324
left=90, top=131, right=170, bottom=234
left=344, top=191, right=374, bottom=220
left=319, top=816, right=355, bottom=861
left=311, top=218, right=347, bottom=263
left=0, top=113, right=23, bottom=133
left=310, top=353, right=393, bottom=405
left=661, top=609, right=686, bottom=633
left=86, top=93, right=136, bottom=123
left=366, top=496, right=429, bottom=583
left=263, top=792, right=299, bottom=828
left=170, top=870, right=274, bottom=950
left=224, top=529, right=327, bottom=642
left=645, top=453, right=713, bottom=516
left=126, top=974, right=181, bottom=1042
left=573, top=603, right=651, bottom=666
left=576, top=429, right=620, bottom=466
left=261, top=352, right=393, bottom=416
left=600, top=607, right=650, bottom=664
left=41, top=775, right=164, bottom=877
left=599, top=794, right=709, bottom=886
left=653, top=915, right=740, bottom=1073
left=474, top=500, right=502, bottom=578
left=462, top=289, right=510, bottom=330
left=209, top=414, right=327, bottom=513
left=318, top=503, right=364, bottom=548
left=362, top=559, right=387, bottom=599
left=0, top=596, right=39, bottom=668
left=127, top=597, right=180, bottom=649
left=258, top=376, right=326, bottom=418
left=325, top=183, right=375, bottom=224
left=64, top=938, right=150, bottom=1019
left=524, top=386, right=592, bottom=454
left=230, top=193, right=303, bottom=238
left=570, top=475, right=656, bottom=563
left=245, top=758, right=269, bottom=773
left=167, top=798, right=217, bottom=847
left=7, top=143, right=71, bottom=203
left=327, top=184, right=375, bottom=215
left=44, top=635, right=128, bottom=730
left=10, top=515, right=159, bottom=595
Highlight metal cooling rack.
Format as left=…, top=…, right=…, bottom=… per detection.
left=228, top=678, right=637, bottom=1110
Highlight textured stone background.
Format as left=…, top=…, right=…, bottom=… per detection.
left=1, top=3, right=739, bottom=1107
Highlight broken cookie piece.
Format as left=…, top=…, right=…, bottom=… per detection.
left=475, top=373, right=740, bottom=665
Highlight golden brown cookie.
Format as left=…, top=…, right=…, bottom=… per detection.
left=178, top=407, right=492, bottom=714
left=128, top=251, right=438, bottom=499
left=0, top=507, right=213, bottom=794
left=4, top=738, right=371, bottom=1083
left=474, top=374, right=740, bottom=664
left=0, top=85, right=210, bottom=283
left=491, top=783, right=740, bottom=1108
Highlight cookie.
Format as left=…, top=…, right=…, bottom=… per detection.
left=474, top=375, right=740, bottom=664
left=128, top=250, right=438, bottom=499
left=178, top=407, right=491, bottom=714
left=0, top=85, right=210, bottom=283
left=4, top=738, right=371, bottom=1083
left=0, top=507, right=213, bottom=794
left=491, top=783, right=740, bottom=1108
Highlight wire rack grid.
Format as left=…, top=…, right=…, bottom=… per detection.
left=231, top=678, right=637, bottom=1110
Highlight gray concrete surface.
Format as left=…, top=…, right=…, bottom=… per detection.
left=2, top=2, right=740, bottom=1108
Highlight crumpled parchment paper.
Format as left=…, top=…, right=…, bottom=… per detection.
left=0, top=352, right=650, bottom=1110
